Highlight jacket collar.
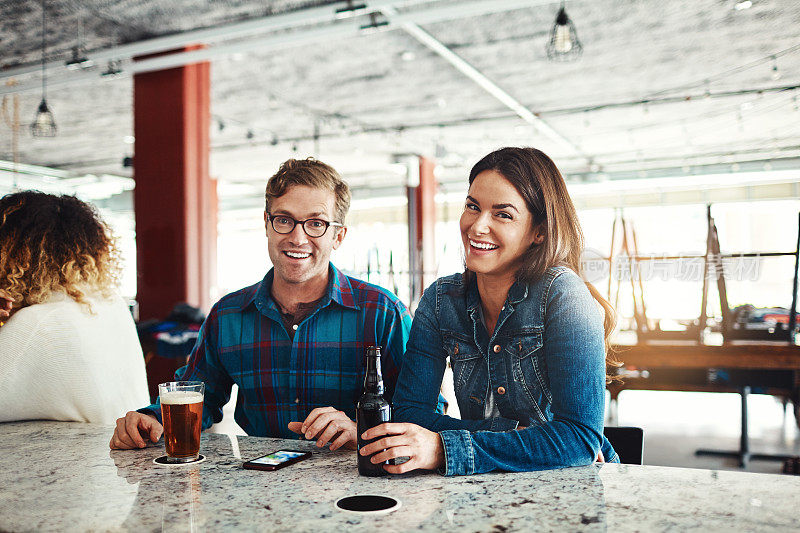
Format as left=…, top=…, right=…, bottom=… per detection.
left=465, top=274, right=529, bottom=313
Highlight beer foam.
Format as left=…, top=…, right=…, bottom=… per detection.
left=160, top=391, right=203, bottom=405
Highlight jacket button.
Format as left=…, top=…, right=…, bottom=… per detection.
left=493, top=344, right=501, bottom=353
left=497, top=386, right=506, bottom=395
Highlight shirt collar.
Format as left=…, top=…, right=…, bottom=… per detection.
left=327, top=263, right=360, bottom=310
left=243, top=263, right=360, bottom=313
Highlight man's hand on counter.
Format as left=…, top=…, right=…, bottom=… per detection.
left=288, top=406, right=357, bottom=451
left=110, top=411, right=163, bottom=449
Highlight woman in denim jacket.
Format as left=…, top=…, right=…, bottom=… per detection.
left=359, top=147, right=619, bottom=475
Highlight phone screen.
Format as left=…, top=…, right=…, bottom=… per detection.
left=249, top=450, right=307, bottom=466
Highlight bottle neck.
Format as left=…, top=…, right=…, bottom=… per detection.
left=363, top=348, right=384, bottom=395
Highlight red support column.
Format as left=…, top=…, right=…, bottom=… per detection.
left=133, top=48, right=216, bottom=320
left=407, top=156, right=437, bottom=307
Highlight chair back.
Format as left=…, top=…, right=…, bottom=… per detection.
left=603, top=426, right=644, bottom=465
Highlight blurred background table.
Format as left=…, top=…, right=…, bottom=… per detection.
left=609, top=341, right=800, bottom=427
left=608, top=341, right=800, bottom=467
left=1, top=421, right=799, bottom=531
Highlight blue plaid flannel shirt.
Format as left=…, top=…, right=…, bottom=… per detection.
left=140, top=263, right=420, bottom=438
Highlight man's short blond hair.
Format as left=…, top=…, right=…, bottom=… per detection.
left=265, top=158, right=351, bottom=223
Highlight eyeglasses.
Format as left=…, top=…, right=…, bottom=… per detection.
left=267, top=213, right=343, bottom=238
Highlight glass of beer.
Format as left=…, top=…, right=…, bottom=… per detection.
left=158, top=381, right=204, bottom=463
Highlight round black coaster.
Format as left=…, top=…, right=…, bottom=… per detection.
left=153, top=454, right=206, bottom=466
left=335, top=495, right=402, bottom=515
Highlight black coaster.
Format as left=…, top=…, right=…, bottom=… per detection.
left=153, top=454, right=206, bottom=466
left=335, top=495, right=401, bottom=515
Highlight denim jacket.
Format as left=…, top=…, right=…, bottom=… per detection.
left=393, top=266, right=618, bottom=475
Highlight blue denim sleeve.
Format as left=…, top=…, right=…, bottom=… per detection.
left=438, top=272, right=607, bottom=475
left=137, top=303, right=232, bottom=430
left=393, top=281, right=518, bottom=431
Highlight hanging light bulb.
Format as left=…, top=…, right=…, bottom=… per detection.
left=554, top=20, right=573, bottom=53
left=31, top=99, right=57, bottom=137
left=546, top=3, right=583, bottom=61
left=31, top=0, right=56, bottom=137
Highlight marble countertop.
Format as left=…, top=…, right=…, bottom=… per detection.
left=1, top=421, right=798, bottom=532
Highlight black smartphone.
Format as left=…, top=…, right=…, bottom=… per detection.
left=242, top=450, right=312, bottom=471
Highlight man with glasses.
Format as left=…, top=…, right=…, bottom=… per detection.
left=110, top=158, right=416, bottom=451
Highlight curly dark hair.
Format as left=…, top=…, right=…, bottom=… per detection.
left=0, top=191, right=121, bottom=314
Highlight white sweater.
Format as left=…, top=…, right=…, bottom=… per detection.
left=0, top=292, right=150, bottom=424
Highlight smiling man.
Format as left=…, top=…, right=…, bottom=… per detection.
left=110, top=158, right=413, bottom=451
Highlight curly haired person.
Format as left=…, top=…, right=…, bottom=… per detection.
left=0, top=191, right=148, bottom=424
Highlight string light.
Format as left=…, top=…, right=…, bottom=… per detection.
left=771, top=56, right=781, bottom=80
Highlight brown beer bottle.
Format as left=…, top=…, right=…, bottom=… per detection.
left=356, top=346, right=391, bottom=476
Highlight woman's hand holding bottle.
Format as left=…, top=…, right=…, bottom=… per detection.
left=359, top=422, right=445, bottom=474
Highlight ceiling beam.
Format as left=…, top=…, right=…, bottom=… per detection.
left=0, top=0, right=430, bottom=81
left=1, top=0, right=557, bottom=96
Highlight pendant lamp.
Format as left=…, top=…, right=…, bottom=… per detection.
left=546, top=3, right=583, bottom=62
left=31, top=0, right=57, bottom=137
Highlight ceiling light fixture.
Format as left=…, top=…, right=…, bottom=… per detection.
left=359, top=12, right=389, bottom=34
left=546, top=2, right=582, bottom=62
left=65, top=16, right=93, bottom=70
left=100, top=60, right=123, bottom=78
left=65, top=46, right=93, bottom=70
left=31, top=0, right=56, bottom=137
left=334, top=1, right=368, bottom=19
left=734, top=1, right=753, bottom=10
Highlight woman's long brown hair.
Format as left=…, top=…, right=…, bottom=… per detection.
left=467, top=147, right=620, bottom=380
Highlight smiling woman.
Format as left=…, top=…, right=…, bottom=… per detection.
left=360, top=147, right=620, bottom=476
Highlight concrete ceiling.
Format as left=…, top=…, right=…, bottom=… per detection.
left=1, top=0, right=800, bottom=209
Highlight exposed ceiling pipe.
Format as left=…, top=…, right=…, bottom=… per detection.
left=379, top=4, right=587, bottom=159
